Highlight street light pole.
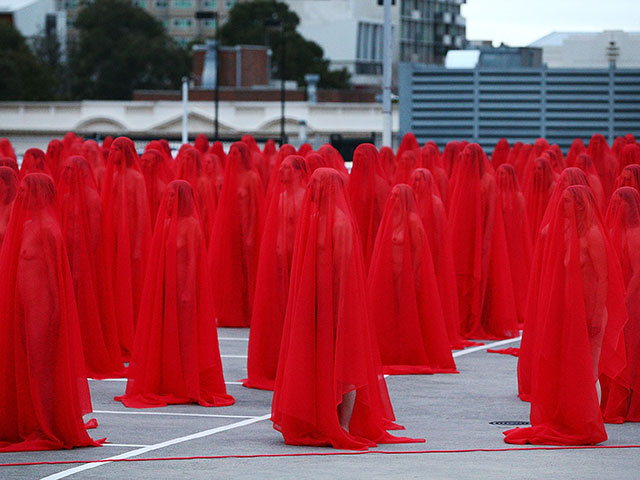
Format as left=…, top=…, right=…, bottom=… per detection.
left=382, top=0, right=393, bottom=148
left=214, top=12, right=220, bottom=140
left=280, top=24, right=286, bottom=146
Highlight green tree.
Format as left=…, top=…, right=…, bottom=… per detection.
left=0, top=23, right=56, bottom=100
left=219, top=0, right=351, bottom=89
left=69, top=0, right=191, bottom=99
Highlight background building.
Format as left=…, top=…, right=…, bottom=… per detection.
left=1, top=0, right=66, bottom=49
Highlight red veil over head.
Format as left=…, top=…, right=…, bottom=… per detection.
left=263, top=144, right=296, bottom=207
left=304, top=152, right=329, bottom=175
left=116, top=180, right=233, bottom=408
left=491, top=138, right=511, bottom=169
left=588, top=133, right=618, bottom=202
left=209, top=141, right=264, bottom=327
left=601, top=187, right=640, bottom=423
left=0, top=166, right=18, bottom=247
left=0, top=137, right=16, bottom=161
left=348, top=143, right=390, bottom=270
left=141, top=148, right=174, bottom=229
left=616, top=164, right=640, bottom=196
left=368, top=184, right=457, bottom=375
left=524, top=156, right=556, bottom=242
left=81, top=140, right=107, bottom=192
left=45, top=139, right=65, bottom=182
left=575, top=153, right=606, bottom=212
left=617, top=143, right=640, bottom=174
left=505, top=185, right=627, bottom=445
left=496, top=164, right=532, bottom=324
left=0, top=173, right=101, bottom=451
left=378, top=146, right=395, bottom=183
left=194, top=133, right=209, bottom=154
left=447, top=143, right=518, bottom=339
left=418, top=144, right=449, bottom=205
left=101, top=136, right=152, bottom=358
left=244, top=155, right=308, bottom=390
left=57, top=156, right=125, bottom=379
left=566, top=138, right=587, bottom=167
left=19, top=148, right=51, bottom=179
left=391, top=150, right=417, bottom=186
left=272, top=168, right=424, bottom=450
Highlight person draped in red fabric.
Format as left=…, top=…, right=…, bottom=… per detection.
left=304, top=152, right=329, bottom=175
left=566, top=138, right=587, bottom=167
left=264, top=144, right=297, bottom=207
left=202, top=152, right=225, bottom=197
left=318, top=144, right=350, bottom=181
left=0, top=166, right=18, bottom=247
left=496, top=164, right=532, bottom=325
left=410, top=168, right=473, bottom=349
left=272, top=168, right=424, bottom=450
left=617, top=143, right=640, bottom=174
left=141, top=149, right=174, bottom=228
left=297, top=142, right=313, bottom=157
left=504, top=185, right=627, bottom=445
left=19, top=148, right=51, bottom=179
left=101, top=137, right=152, bottom=359
left=575, top=152, right=606, bottom=212
left=588, top=133, right=618, bottom=202
left=208, top=140, right=226, bottom=167
left=209, top=142, right=264, bottom=327
left=369, top=184, right=457, bottom=375
left=0, top=156, right=19, bottom=173
left=262, top=138, right=277, bottom=175
left=506, top=142, right=523, bottom=165
left=45, top=139, right=65, bottom=182
left=491, top=138, right=510, bottom=169
left=244, top=155, right=308, bottom=390
left=513, top=143, right=533, bottom=182
left=0, top=137, right=16, bottom=161
left=617, top=164, right=640, bottom=195
left=518, top=167, right=591, bottom=400
left=57, top=156, right=125, bottom=379
left=81, top=140, right=107, bottom=192
left=418, top=143, right=448, bottom=205
left=442, top=141, right=463, bottom=178
left=194, top=133, right=209, bottom=154
left=348, top=143, right=390, bottom=270
left=396, top=132, right=420, bottom=161
left=242, top=134, right=269, bottom=187
left=145, top=139, right=175, bottom=173
left=0, top=173, right=102, bottom=452
left=447, top=143, right=519, bottom=339
left=116, top=180, right=234, bottom=408
left=600, top=187, right=640, bottom=423
left=546, top=144, right=566, bottom=173
left=378, top=146, right=396, bottom=184
left=391, top=150, right=417, bottom=186
left=175, top=147, right=217, bottom=244
left=524, top=156, right=556, bottom=242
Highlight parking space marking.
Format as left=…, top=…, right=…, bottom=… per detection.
left=221, top=354, right=248, bottom=359
left=39, top=414, right=271, bottom=480
left=92, top=410, right=259, bottom=419
left=218, top=337, right=249, bottom=342
left=452, top=337, right=521, bottom=358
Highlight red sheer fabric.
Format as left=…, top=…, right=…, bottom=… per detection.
left=57, top=156, right=125, bottom=379
left=513, top=143, right=533, bottom=182
left=264, top=144, right=297, bottom=208
left=0, top=137, right=16, bottom=161
left=617, top=144, right=640, bottom=174
left=175, top=147, right=217, bottom=245
left=194, top=133, right=209, bottom=154
left=242, top=134, right=268, bottom=187
left=396, top=132, right=420, bottom=161
left=0, top=173, right=102, bottom=451
left=566, top=138, right=587, bottom=167
left=601, top=187, right=640, bottom=423
left=272, top=168, right=424, bottom=450
left=318, top=144, right=350, bottom=185
left=0, top=167, right=18, bottom=248
left=209, top=142, right=264, bottom=327
left=81, top=140, right=107, bottom=192
left=507, top=142, right=523, bottom=165
left=496, top=164, right=532, bottom=324
left=491, top=138, right=511, bottom=169
left=141, top=149, right=174, bottom=228
left=0, top=157, right=19, bottom=173
left=379, top=146, right=396, bottom=183
left=208, top=141, right=227, bottom=167
left=304, top=152, right=329, bottom=175
left=297, top=142, right=313, bottom=157
left=447, top=144, right=518, bottom=339
left=545, top=144, right=566, bottom=173
left=410, top=169, right=472, bottom=349
left=101, top=137, right=152, bottom=358
left=368, top=184, right=457, bottom=374
left=617, top=165, right=640, bottom=196
left=46, top=139, right=65, bottom=182
left=116, top=181, right=234, bottom=408
left=442, top=141, right=462, bottom=178
left=145, top=139, right=175, bottom=173
left=524, top=156, right=556, bottom=242
left=575, top=153, right=606, bottom=212
left=391, top=151, right=417, bottom=186
left=262, top=139, right=277, bottom=173
left=348, top=144, right=390, bottom=270
left=19, top=148, right=51, bottom=179
left=202, top=152, right=225, bottom=197
left=504, top=185, right=627, bottom=445
left=244, top=156, right=308, bottom=390
left=418, top=144, right=448, bottom=205
left=588, top=133, right=618, bottom=202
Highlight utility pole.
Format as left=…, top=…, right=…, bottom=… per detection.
left=382, top=0, right=393, bottom=147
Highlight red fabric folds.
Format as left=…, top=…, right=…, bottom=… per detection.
left=617, top=164, right=640, bottom=196
left=45, top=139, right=65, bottom=182
left=19, top=148, right=51, bottom=179
left=601, top=187, right=640, bottom=423
left=617, top=144, right=640, bottom=174
left=0, top=166, right=18, bottom=247
left=244, top=155, right=308, bottom=390
left=0, top=173, right=101, bottom=451
left=0, top=137, right=16, bottom=160
left=272, top=168, right=424, bottom=450
left=57, top=156, right=125, bottom=379
left=418, top=144, right=448, bottom=205
left=524, top=156, right=556, bottom=242
left=491, top=138, right=511, bottom=169
left=368, top=184, right=457, bottom=374
left=575, top=153, right=606, bottom=213
left=447, top=144, right=518, bottom=340
left=209, top=142, right=264, bottom=327
left=116, top=180, right=233, bottom=408
left=101, top=137, right=152, bottom=358
left=505, top=185, right=627, bottom=445
left=588, top=134, right=618, bottom=203
left=141, top=148, right=174, bottom=228
left=348, top=144, right=390, bottom=270
left=81, top=140, right=107, bottom=192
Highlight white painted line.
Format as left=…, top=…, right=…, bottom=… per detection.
left=221, top=354, right=248, bottom=359
left=452, top=336, right=521, bottom=358
left=225, top=381, right=243, bottom=385
left=218, top=337, right=249, bottom=342
left=102, top=443, right=150, bottom=448
left=92, top=410, right=258, bottom=419
left=39, top=414, right=271, bottom=480
left=88, top=378, right=243, bottom=386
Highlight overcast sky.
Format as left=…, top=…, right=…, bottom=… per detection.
left=461, top=0, right=640, bottom=47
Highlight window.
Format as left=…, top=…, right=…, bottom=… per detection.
left=224, top=0, right=235, bottom=8
left=172, top=17, right=193, bottom=29
left=173, top=0, right=193, bottom=8
left=134, top=0, right=146, bottom=7
left=202, top=18, right=217, bottom=29
left=65, top=0, right=78, bottom=8
left=202, top=0, right=216, bottom=8
left=155, top=0, right=168, bottom=7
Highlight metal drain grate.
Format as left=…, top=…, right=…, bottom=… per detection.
left=489, top=420, right=530, bottom=426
